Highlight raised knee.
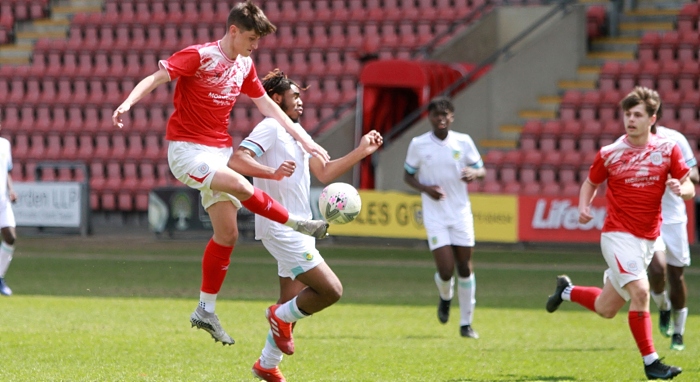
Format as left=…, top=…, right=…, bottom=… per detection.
left=597, top=310, right=617, bottom=319
left=327, top=282, right=343, bottom=304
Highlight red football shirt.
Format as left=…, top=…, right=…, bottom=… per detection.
left=159, top=41, right=265, bottom=147
left=588, top=135, right=690, bottom=240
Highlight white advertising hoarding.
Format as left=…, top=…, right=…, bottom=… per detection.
left=14, top=182, right=83, bottom=228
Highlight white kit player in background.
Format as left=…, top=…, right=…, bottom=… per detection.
left=403, top=96, right=485, bottom=339
left=0, top=122, right=18, bottom=296
left=230, top=69, right=382, bottom=382
left=648, top=123, right=699, bottom=351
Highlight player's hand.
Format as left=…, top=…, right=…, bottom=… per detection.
left=424, top=185, right=445, bottom=201
left=272, top=160, right=297, bottom=180
left=8, top=191, right=16, bottom=203
left=112, top=102, right=131, bottom=128
left=578, top=206, right=593, bottom=224
left=666, top=178, right=682, bottom=196
left=359, top=130, right=384, bottom=154
left=460, top=167, right=479, bottom=183
left=300, top=138, right=330, bottom=163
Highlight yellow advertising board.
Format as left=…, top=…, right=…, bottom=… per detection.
left=326, top=190, right=518, bottom=243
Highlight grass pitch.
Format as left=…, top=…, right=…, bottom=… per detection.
left=0, top=236, right=698, bottom=381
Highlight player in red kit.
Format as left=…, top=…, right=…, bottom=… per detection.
left=546, top=87, right=692, bottom=380
left=112, top=1, right=329, bottom=346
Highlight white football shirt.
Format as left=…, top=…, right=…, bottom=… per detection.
left=240, top=117, right=311, bottom=240
left=656, top=126, right=697, bottom=224
left=404, top=131, right=483, bottom=225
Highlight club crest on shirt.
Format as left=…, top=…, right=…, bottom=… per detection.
left=650, top=151, right=662, bottom=165
left=452, top=150, right=461, bottom=160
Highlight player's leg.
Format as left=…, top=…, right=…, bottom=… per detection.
left=667, top=265, right=687, bottom=350
left=0, top=201, right=16, bottom=296
left=649, top=237, right=673, bottom=337
left=451, top=216, right=477, bottom=338
left=663, top=223, right=690, bottom=350
left=253, top=276, right=305, bottom=382
left=427, top=221, right=455, bottom=324
left=168, top=141, right=327, bottom=239
left=189, top=200, right=238, bottom=345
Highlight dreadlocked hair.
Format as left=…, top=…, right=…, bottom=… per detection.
left=261, top=68, right=306, bottom=96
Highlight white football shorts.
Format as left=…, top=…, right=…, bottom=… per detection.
left=262, top=235, right=324, bottom=279
left=0, top=199, right=15, bottom=229
left=424, top=214, right=475, bottom=251
left=601, top=232, right=654, bottom=301
left=652, top=222, right=691, bottom=267
left=168, top=141, right=241, bottom=210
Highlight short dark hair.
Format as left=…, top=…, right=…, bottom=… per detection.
left=261, top=69, right=303, bottom=97
left=427, top=96, right=454, bottom=114
left=227, top=1, right=276, bottom=36
left=620, top=86, right=660, bottom=118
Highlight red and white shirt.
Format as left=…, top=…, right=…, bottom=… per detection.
left=159, top=41, right=266, bottom=147
left=588, top=134, right=690, bottom=240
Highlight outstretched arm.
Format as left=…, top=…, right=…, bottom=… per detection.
left=112, top=68, right=170, bottom=128
left=230, top=147, right=296, bottom=181
left=309, top=130, right=383, bottom=184
left=252, top=94, right=330, bottom=162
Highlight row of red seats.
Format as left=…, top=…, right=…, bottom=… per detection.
left=474, top=179, right=586, bottom=197
left=0, top=70, right=357, bottom=108
left=637, top=30, right=700, bottom=62
left=598, top=59, right=700, bottom=92
left=0, top=0, right=48, bottom=23
left=558, top=88, right=700, bottom=122
left=91, top=0, right=472, bottom=27
left=9, top=132, right=167, bottom=162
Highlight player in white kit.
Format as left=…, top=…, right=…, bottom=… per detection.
left=648, top=122, right=698, bottom=351
left=546, top=87, right=691, bottom=380
left=112, top=1, right=330, bottom=346
left=0, top=122, right=17, bottom=296
left=403, top=97, right=485, bottom=339
left=230, top=69, right=382, bottom=382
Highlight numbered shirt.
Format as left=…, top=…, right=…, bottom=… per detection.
left=656, top=126, right=697, bottom=224
left=404, top=131, right=483, bottom=224
left=240, top=117, right=311, bottom=240
left=160, top=41, right=265, bottom=148
left=588, top=134, right=690, bottom=240
left=0, top=138, right=11, bottom=204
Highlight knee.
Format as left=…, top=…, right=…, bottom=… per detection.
left=217, top=230, right=239, bottom=247
left=597, top=309, right=617, bottom=319
left=325, top=281, right=343, bottom=305
left=647, top=261, right=665, bottom=279
left=3, top=235, right=15, bottom=246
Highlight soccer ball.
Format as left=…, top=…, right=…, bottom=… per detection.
left=318, top=182, right=362, bottom=225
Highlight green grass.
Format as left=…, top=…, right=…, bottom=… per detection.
left=1, top=236, right=698, bottom=381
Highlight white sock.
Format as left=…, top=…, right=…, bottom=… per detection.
left=199, top=292, right=217, bottom=313
left=0, top=242, right=15, bottom=277
left=434, top=272, right=454, bottom=301
left=457, top=274, right=476, bottom=326
left=643, top=352, right=659, bottom=366
left=561, top=285, right=573, bottom=301
left=275, top=296, right=308, bottom=323
left=260, top=330, right=284, bottom=369
left=673, top=308, right=688, bottom=335
left=650, top=291, right=671, bottom=311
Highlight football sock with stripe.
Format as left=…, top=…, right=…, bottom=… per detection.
left=458, top=274, right=475, bottom=326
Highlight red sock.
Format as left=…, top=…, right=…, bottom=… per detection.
left=201, top=238, right=233, bottom=294
left=570, top=286, right=602, bottom=312
left=629, top=311, right=655, bottom=357
left=241, top=187, right=290, bottom=225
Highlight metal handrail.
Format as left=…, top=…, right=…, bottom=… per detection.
left=385, top=0, right=577, bottom=143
